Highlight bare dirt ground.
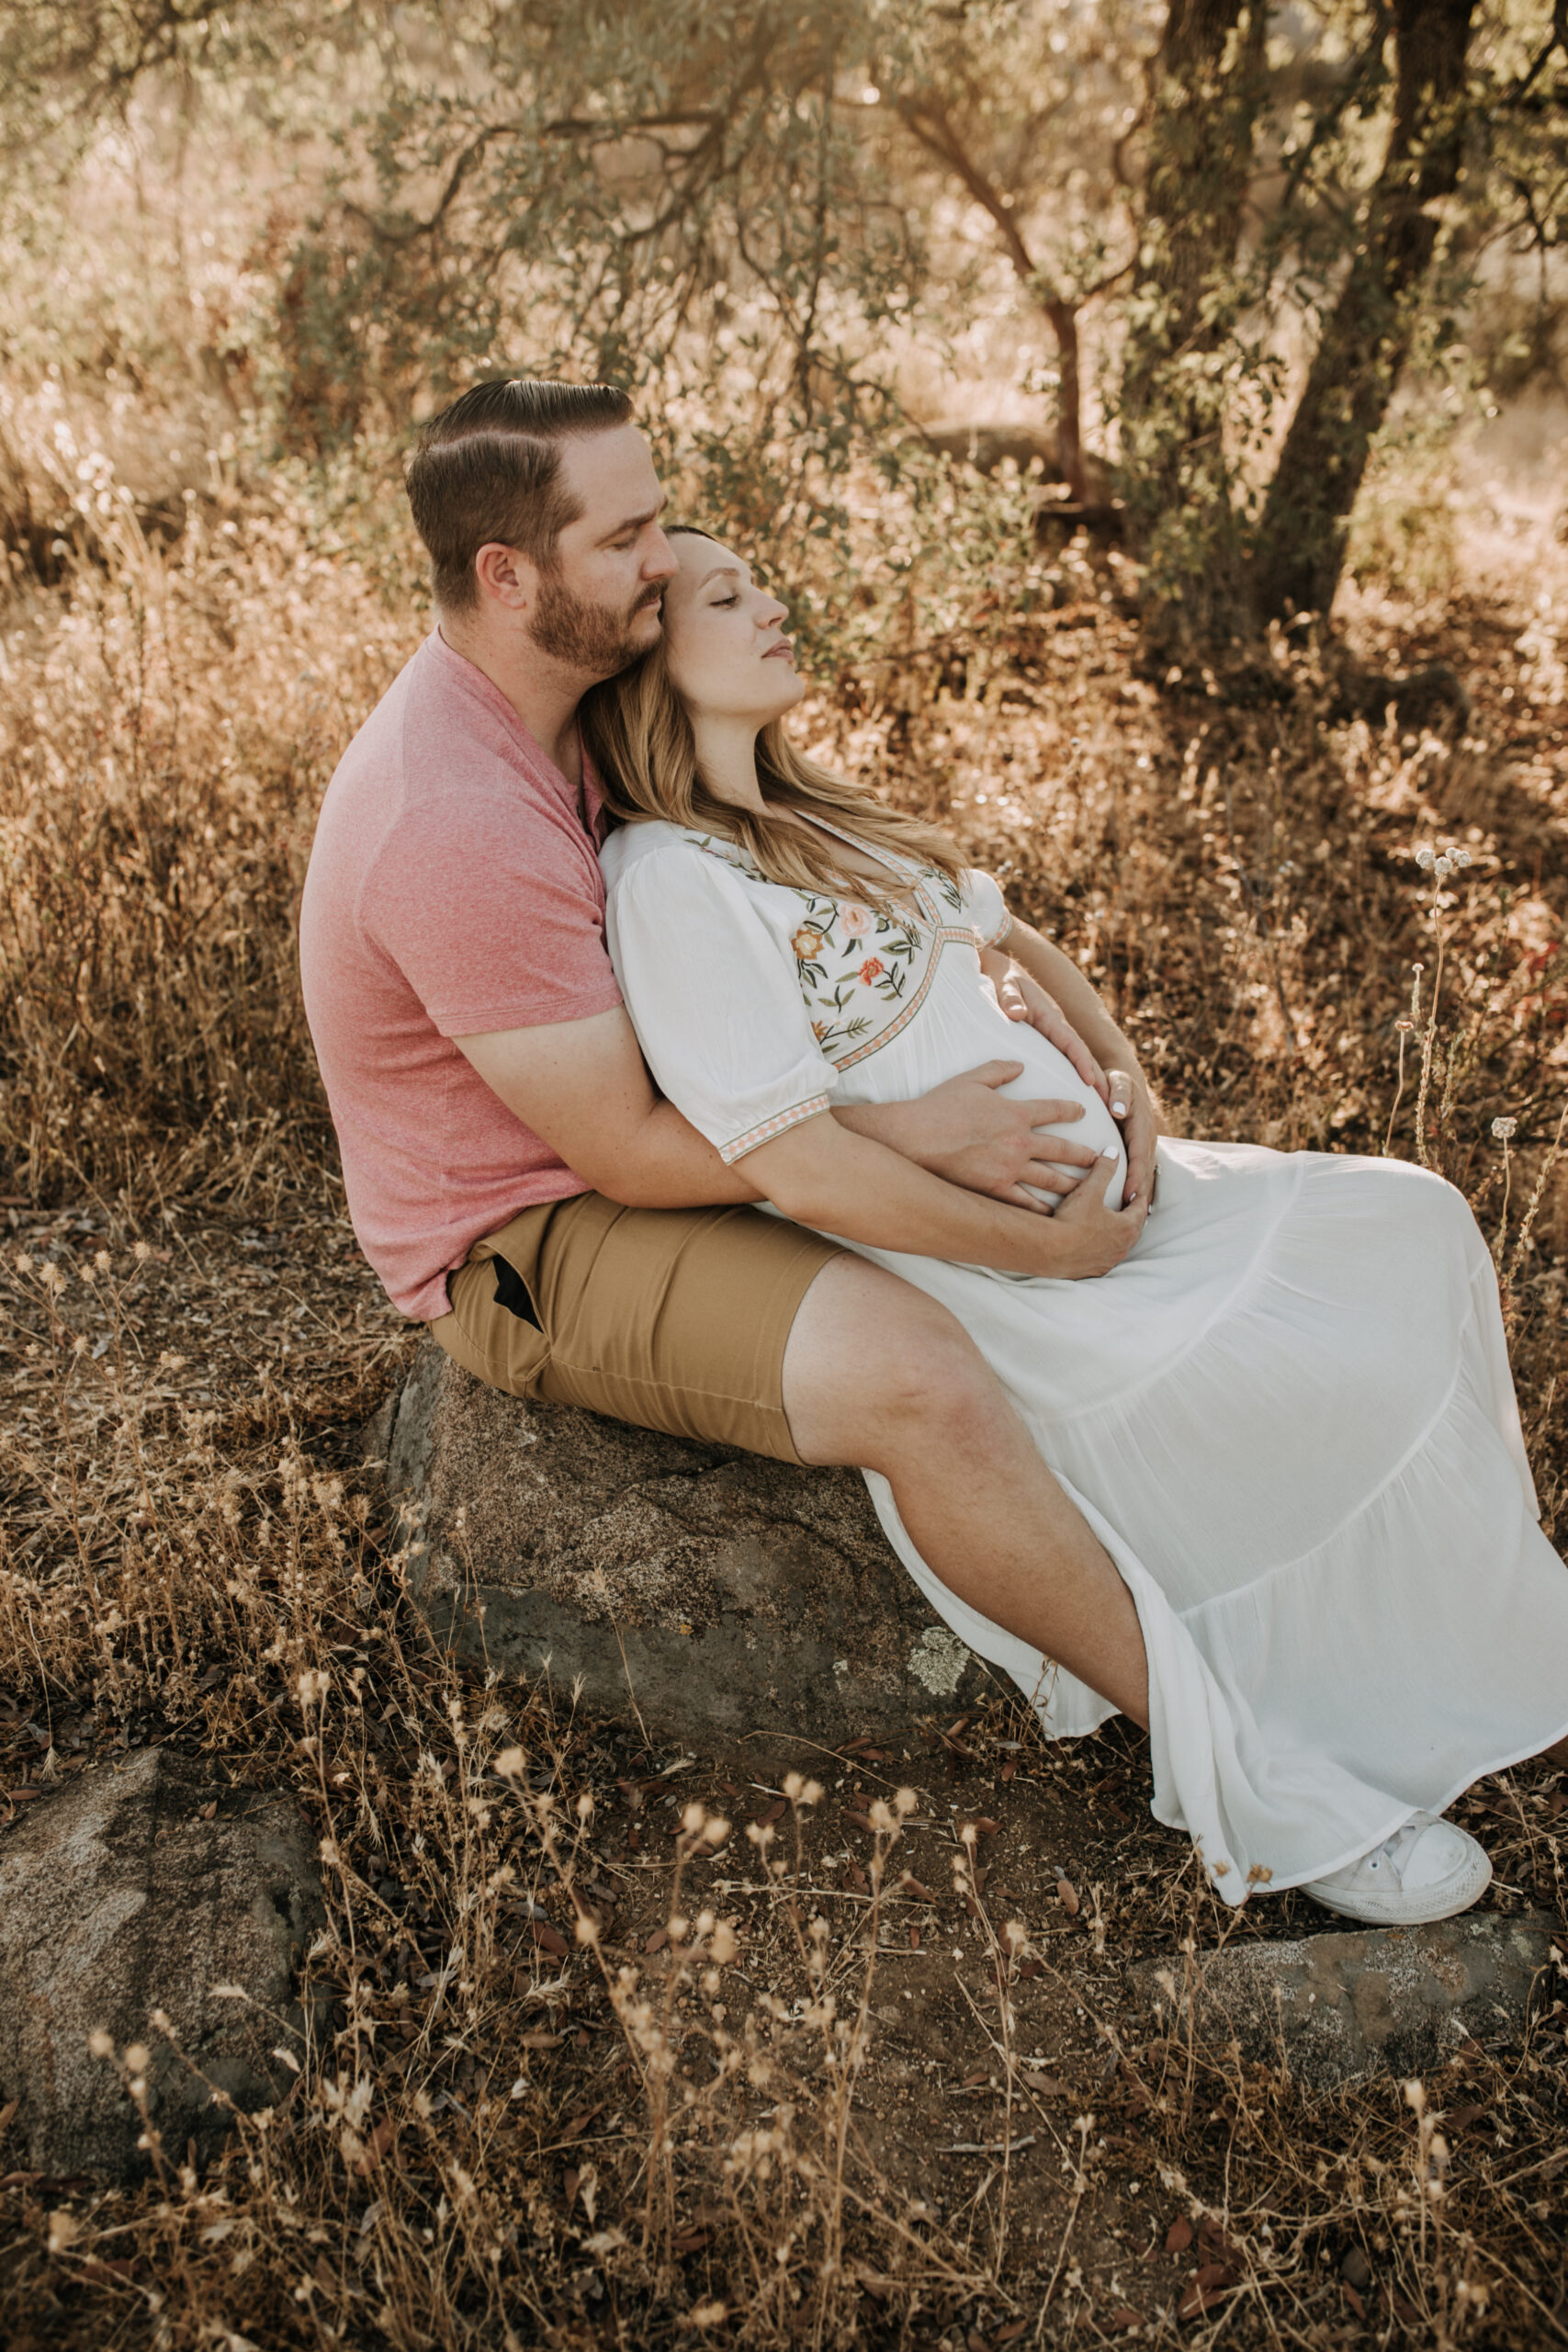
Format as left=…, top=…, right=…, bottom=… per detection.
left=4, top=1200, right=1566, bottom=2350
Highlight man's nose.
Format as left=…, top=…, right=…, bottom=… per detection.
left=644, top=527, right=679, bottom=581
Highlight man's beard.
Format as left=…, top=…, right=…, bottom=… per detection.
left=526, top=575, right=663, bottom=673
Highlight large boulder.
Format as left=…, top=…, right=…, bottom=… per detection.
left=374, top=1339, right=994, bottom=1740
left=0, top=1747, right=325, bottom=2179
left=1131, top=1912, right=1556, bottom=2090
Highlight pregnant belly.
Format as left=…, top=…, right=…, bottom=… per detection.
left=999, top=1024, right=1126, bottom=1207
left=843, top=963, right=1129, bottom=1209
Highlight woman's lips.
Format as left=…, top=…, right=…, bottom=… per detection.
left=762, top=640, right=795, bottom=662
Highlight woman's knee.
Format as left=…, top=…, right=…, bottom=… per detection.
left=782, top=1258, right=998, bottom=1465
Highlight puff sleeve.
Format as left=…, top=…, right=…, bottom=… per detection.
left=604, top=846, right=838, bottom=1162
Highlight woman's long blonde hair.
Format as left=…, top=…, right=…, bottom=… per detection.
left=579, top=532, right=965, bottom=903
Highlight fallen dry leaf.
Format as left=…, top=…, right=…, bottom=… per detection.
left=1177, top=2263, right=1237, bottom=2322
left=353, top=2116, right=397, bottom=2177
left=76, top=2256, right=137, bottom=2288
left=1056, top=1876, right=1080, bottom=1916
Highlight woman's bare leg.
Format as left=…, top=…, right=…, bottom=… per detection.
left=781, top=1253, right=1150, bottom=1725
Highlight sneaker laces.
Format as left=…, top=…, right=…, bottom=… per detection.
left=1355, top=1811, right=1438, bottom=1885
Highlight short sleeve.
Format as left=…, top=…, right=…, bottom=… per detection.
left=364, top=801, right=623, bottom=1038
left=605, top=848, right=836, bottom=1162
left=962, top=868, right=1012, bottom=948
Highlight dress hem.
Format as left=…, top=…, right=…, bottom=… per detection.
left=1146, top=1705, right=1568, bottom=1901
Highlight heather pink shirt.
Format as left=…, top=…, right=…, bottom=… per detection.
left=299, top=631, right=623, bottom=1320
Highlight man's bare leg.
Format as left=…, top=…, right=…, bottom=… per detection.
left=782, top=1254, right=1150, bottom=1725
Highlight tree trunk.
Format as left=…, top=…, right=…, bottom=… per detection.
left=1250, top=0, right=1479, bottom=627
left=1119, top=0, right=1269, bottom=650
left=1044, top=298, right=1086, bottom=502
left=894, top=95, right=1089, bottom=499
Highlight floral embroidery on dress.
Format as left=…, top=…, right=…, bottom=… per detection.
left=692, top=824, right=1005, bottom=1071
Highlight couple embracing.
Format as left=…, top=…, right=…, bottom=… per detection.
left=299, top=379, right=1568, bottom=1926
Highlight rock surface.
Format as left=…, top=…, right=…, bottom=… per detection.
left=375, top=1338, right=996, bottom=1739
left=0, top=1747, right=325, bottom=2179
left=1130, top=1912, right=1556, bottom=2089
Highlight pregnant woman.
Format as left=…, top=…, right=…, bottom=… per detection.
left=581, top=526, right=1568, bottom=1923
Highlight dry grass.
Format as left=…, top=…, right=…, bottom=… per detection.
left=2, top=437, right=1567, bottom=2350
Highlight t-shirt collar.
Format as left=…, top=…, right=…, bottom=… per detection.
left=426, top=628, right=607, bottom=843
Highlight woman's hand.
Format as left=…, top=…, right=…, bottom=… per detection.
left=987, top=954, right=1111, bottom=1105
left=1103, top=1068, right=1159, bottom=1209
left=1036, top=1153, right=1150, bottom=1277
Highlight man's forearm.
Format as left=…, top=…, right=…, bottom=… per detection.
left=833, top=1097, right=928, bottom=1158
left=591, top=1101, right=763, bottom=1209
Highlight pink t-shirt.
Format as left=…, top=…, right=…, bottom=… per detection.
left=299, top=631, right=623, bottom=1320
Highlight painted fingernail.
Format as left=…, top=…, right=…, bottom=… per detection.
left=1100, top=1146, right=1119, bottom=1159
left=1111, top=1098, right=1128, bottom=1115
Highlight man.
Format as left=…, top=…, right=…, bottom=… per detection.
left=299, top=378, right=1156, bottom=1717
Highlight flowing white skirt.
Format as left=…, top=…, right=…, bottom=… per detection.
left=820, top=975, right=1568, bottom=1900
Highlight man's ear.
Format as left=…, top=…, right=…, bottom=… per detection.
left=473, top=541, right=538, bottom=613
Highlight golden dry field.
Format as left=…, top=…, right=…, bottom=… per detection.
left=4, top=5, right=1568, bottom=2332
left=2, top=436, right=1567, bottom=2349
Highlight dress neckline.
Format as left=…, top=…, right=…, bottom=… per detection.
left=784, top=806, right=919, bottom=891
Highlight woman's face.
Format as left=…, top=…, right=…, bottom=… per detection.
left=660, top=534, right=805, bottom=727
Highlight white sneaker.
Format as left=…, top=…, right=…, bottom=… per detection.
left=1303, top=1812, right=1492, bottom=1927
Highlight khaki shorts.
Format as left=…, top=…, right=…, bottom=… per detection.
left=428, top=1193, right=840, bottom=1465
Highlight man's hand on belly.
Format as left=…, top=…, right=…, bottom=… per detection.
left=835, top=1065, right=1101, bottom=1213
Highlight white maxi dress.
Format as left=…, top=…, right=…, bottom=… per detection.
left=600, top=817, right=1568, bottom=1901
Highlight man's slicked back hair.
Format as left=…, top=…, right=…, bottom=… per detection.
left=405, top=379, right=635, bottom=612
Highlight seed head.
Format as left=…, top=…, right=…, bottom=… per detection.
left=1492, top=1116, right=1517, bottom=1142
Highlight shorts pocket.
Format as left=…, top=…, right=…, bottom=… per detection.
left=438, top=1249, right=553, bottom=1398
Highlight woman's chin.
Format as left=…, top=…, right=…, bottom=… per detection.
left=763, top=667, right=807, bottom=716
left=705, top=671, right=807, bottom=728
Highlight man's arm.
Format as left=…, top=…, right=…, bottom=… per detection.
left=457, top=1008, right=761, bottom=1206
left=458, top=1009, right=1105, bottom=1214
